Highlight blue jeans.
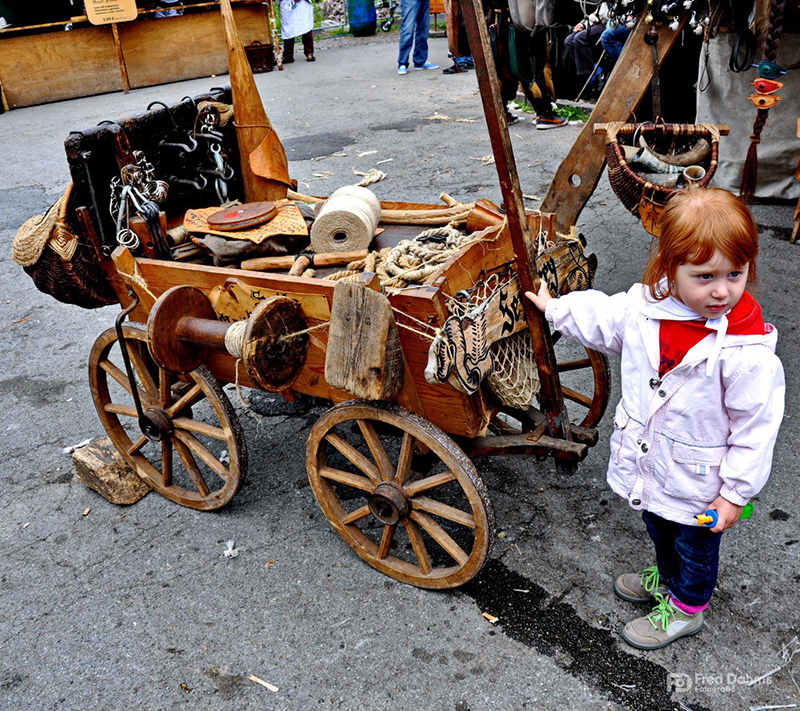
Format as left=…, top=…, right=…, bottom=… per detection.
left=397, top=0, right=431, bottom=68
left=642, top=511, right=724, bottom=607
left=600, top=25, right=632, bottom=63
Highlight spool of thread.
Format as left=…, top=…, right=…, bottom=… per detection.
left=310, top=185, right=381, bottom=253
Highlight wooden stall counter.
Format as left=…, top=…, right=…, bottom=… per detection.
left=0, top=1, right=271, bottom=109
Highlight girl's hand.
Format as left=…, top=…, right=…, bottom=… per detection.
left=707, top=496, right=743, bottom=533
left=524, top=281, right=553, bottom=313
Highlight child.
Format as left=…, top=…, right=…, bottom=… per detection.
left=525, top=187, right=784, bottom=650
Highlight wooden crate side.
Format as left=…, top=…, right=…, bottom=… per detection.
left=0, top=27, right=120, bottom=108
left=388, top=290, right=488, bottom=438
left=429, top=223, right=514, bottom=296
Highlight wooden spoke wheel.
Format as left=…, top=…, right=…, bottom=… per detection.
left=307, top=401, right=495, bottom=589
left=89, top=325, right=247, bottom=510
left=552, top=332, right=610, bottom=429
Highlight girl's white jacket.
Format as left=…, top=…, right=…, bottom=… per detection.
left=545, top=285, right=785, bottom=525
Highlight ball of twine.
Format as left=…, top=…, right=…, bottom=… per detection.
left=310, top=185, right=381, bottom=253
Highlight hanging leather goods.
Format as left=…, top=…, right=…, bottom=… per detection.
left=753, top=60, right=787, bottom=79
left=751, top=78, right=784, bottom=94
left=739, top=0, right=786, bottom=204
left=746, top=93, right=782, bottom=109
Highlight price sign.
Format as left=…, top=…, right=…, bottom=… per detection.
left=85, top=0, right=138, bottom=25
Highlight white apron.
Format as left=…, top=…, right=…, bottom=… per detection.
left=280, top=0, right=314, bottom=40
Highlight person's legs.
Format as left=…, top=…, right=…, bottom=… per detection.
left=572, top=24, right=603, bottom=78
left=412, top=0, right=431, bottom=68
left=283, top=37, right=295, bottom=63
left=302, top=30, right=314, bottom=59
left=600, top=25, right=631, bottom=63
left=670, top=521, right=723, bottom=609
left=397, top=0, right=418, bottom=68
left=619, top=512, right=720, bottom=649
left=641, top=510, right=681, bottom=592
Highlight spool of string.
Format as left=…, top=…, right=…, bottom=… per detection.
left=224, top=320, right=249, bottom=358
left=310, top=185, right=381, bottom=253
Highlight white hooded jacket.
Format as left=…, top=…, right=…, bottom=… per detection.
left=545, top=284, right=785, bottom=525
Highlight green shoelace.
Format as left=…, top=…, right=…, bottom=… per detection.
left=639, top=565, right=661, bottom=594
left=647, top=593, right=678, bottom=632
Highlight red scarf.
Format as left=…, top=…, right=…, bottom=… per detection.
left=658, top=292, right=766, bottom=377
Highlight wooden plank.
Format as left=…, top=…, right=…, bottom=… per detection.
left=119, top=6, right=269, bottom=89
left=110, top=23, right=131, bottom=93
left=540, top=11, right=690, bottom=232
left=462, top=432, right=588, bottom=460
left=325, top=282, right=406, bottom=400
left=0, top=26, right=120, bottom=108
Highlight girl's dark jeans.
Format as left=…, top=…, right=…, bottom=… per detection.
left=642, top=510, right=724, bottom=607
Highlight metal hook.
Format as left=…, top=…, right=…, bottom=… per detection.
left=147, top=100, right=180, bottom=131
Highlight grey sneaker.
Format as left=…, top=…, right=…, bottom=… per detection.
left=621, top=594, right=704, bottom=650
left=615, top=565, right=669, bottom=603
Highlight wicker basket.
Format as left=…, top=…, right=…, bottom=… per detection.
left=14, top=184, right=117, bottom=309
left=245, top=41, right=275, bottom=73
left=604, top=122, right=721, bottom=236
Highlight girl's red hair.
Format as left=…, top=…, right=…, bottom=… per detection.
left=642, top=186, right=758, bottom=300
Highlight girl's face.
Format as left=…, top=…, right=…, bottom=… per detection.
left=672, top=250, right=749, bottom=319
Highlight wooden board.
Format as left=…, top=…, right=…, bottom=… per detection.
left=325, top=282, right=405, bottom=400
left=119, top=6, right=269, bottom=89
left=540, top=12, right=689, bottom=231
left=0, top=26, right=120, bottom=108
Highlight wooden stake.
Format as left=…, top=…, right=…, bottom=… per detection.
left=110, top=23, right=131, bottom=93
left=460, top=0, right=571, bottom=442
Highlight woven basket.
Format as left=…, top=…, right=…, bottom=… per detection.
left=13, top=184, right=117, bottom=309
left=245, top=41, right=275, bottom=73
left=604, top=122, right=721, bottom=235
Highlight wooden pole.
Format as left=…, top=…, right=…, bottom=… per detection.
left=110, top=23, right=131, bottom=93
left=460, top=0, right=571, bottom=442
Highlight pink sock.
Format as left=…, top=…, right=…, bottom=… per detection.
left=670, top=594, right=708, bottom=615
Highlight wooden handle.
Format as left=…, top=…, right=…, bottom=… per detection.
left=592, top=122, right=731, bottom=136
left=240, top=249, right=368, bottom=272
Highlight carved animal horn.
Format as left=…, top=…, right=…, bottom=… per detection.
left=637, top=136, right=711, bottom=167
left=629, top=142, right=683, bottom=174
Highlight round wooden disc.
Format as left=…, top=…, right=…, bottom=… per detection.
left=241, top=296, right=308, bottom=392
left=147, top=286, right=215, bottom=373
left=207, top=201, right=278, bottom=231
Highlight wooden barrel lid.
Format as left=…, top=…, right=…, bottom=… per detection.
left=207, top=201, right=279, bottom=231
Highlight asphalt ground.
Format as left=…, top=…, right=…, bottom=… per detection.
left=1, top=34, right=798, bottom=711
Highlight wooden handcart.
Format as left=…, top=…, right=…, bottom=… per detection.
left=22, top=0, right=612, bottom=590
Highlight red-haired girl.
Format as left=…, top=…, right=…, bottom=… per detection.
left=526, top=187, right=784, bottom=650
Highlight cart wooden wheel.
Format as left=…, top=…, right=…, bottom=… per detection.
left=553, top=333, right=610, bottom=429
left=89, top=324, right=247, bottom=510
left=307, top=400, right=495, bottom=589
